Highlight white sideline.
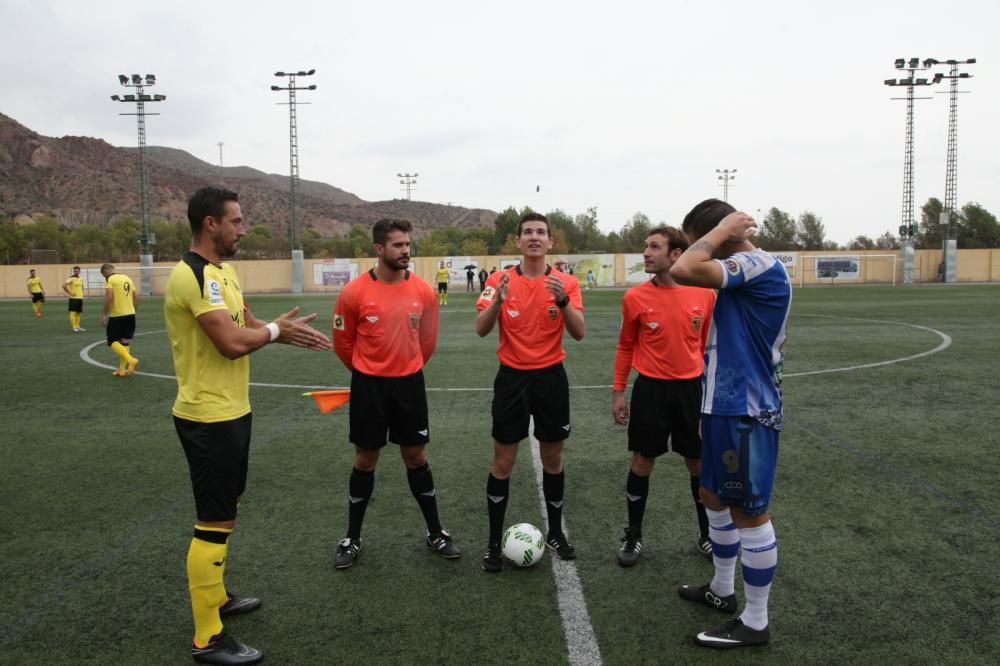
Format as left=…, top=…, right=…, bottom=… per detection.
left=529, top=420, right=603, bottom=666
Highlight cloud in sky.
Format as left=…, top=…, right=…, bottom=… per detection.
left=1, top=0, right=997, bottom=244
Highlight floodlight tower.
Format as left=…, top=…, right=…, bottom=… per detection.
left=925, top=57, right=975, bottom=283
left=217, top=141, right=224, bottom=175
left=271, top=69, right=316, bottom=294
left=271, top=69, right=316, bottom=251
left=884, top=58, right=940, bottom=243
left=398, top=173, right=418, bottom=200
left=110, top=73, right=166, bottom=296
left=716, top=168, right=736, bottom=202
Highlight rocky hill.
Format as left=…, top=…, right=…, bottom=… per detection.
left=0, top=112, right=496, bottom=236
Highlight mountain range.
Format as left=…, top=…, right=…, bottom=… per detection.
left=0, top=112, right=496, bottom=236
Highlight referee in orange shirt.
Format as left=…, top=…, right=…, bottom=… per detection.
left=475, top=212, right=585, bottom=572
left=612, top=226, right=716, bottom=566
left=331, top=218, right=461, bottom=569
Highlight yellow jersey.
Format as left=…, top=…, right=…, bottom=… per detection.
left=435, top=267, right=450, bottom=284
left=106, top=273, right=136, bottom=316
left=65, top=276, right=84, bottom=298
left=164, top=252, right=250, bottom=423
left=27, top=277, right=44, bottom=293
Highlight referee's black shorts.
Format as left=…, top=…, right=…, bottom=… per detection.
left=68, top=298, right=83, bottom=313
left=349, top=369, right=430, bottom=449
left=106, top=314, right=136, bottom=345
left=175, top=412, right=253, bottom=522
left=627, top=374, right=702, bottom=459
left=491, top=362, right=571, bottom=444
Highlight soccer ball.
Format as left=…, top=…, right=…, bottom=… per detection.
left=502, top=523, right=545, bottom=567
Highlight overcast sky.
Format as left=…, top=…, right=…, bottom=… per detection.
left=2, top=0, right=996, bottom=244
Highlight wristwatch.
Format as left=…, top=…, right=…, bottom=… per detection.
left=555, top=295, right=569, bottom=308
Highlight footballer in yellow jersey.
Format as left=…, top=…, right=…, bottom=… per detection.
left=62, top=265, right=86, bottom=332
left=27, top=269, right=45, bottom=317
left=168, top=186, right=330, bottom=664
left=100, top=264, right=139, bottom=376
left=435, top=261, right=450, bottom=305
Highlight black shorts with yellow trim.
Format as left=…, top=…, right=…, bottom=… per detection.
left=174, top=412, right=253, bottom=522
left=106, top=314, right=136, bottom=345
left=349, top=369, right=430, bottom=449
left=491, top=362, right=571, bottom=444
left=68, top=298, right=83, bottom=313
left=627, top=374, right=702, bottom=459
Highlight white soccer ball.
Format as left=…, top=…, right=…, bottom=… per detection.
left=502, top=523, right=545, bottom=567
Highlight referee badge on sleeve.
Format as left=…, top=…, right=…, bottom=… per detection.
left=481, top=286, right=496, bottom=301
left=333, top=314, right=345, bottom=331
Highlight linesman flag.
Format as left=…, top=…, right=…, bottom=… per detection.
left=303, top=389, right=350, bottom=413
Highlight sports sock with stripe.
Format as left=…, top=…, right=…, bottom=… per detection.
left=187, top=526, right=231, bottom=648
left=406, top=463, right=443, bottom=535
left=542, top=470, right=566, bottom=535
left=347, top=467, right=374, bottom=539
left=486, top=473, right=509, bottom=548
left=707, top=508, right=739, bottom=597
left=739, top=521, right=777, bottom=631
left=625, top=470, right=649, bottom=537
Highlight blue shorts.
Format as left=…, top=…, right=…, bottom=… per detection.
left=700, top=414, right=779, bottom=517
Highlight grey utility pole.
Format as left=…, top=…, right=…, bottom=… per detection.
left=716, top=168, right=736, bottom=202
left=271, top=69, right=316, bottom=294
left=110, top=74, right=165, bottom=296
left=398, top=172, right=419, bottom=200
left=926, top=57, right=975, bottom=283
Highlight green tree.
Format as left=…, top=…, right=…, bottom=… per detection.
left=957, top=202, right=1000, bottom=248
left=795, top=211, right=826, bottom=250
left=493, top=207, right=521, bottom=252
left=574, top=207, right=605, bottom=251
left=107, top=217, right=141, bottom=261
left=461, top=237, right=489, bottom=256
left=875, top=231, right=899, bottom=250
left=848, top=235, right=876, bottom=250
left=918, top=197, right=945, bottom=249
left=500, top=234, right=519, bottom=254
left=240, top=225, right=275, bottom=259
left=0, top=217, right=27, bottom=263
left=23, top=216, right=69, bottom=263
left=755, top=208, right=798, bottom=250
left=547, top=209, right=581, bottom=252
left=618, top=212, right=652, bottom=252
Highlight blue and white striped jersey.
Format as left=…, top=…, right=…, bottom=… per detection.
left=702, top=249, right=791, bottom=429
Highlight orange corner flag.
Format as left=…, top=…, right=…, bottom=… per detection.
left=303, top=389, right=350, bottom=413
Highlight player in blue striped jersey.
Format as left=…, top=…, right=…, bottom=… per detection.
left=669, top=199, right=791, bottom=649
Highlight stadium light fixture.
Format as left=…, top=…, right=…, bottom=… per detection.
left=109, top=72, right=166, bottom=293
left=269, top=68, right=317, bottom=252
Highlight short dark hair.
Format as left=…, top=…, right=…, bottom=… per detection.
left=681, top=199, right=736, bottom=240
left=647, top=225, right=689, bottom=253
left=72, top=265, right=80, bottom=270
left=372, top=218, right=413, bottom=245
left=187, top=187, right=239, bottom=234
left=518, top=212, right=550, bottom=236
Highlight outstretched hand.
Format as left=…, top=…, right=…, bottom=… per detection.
left=274, top=306, right=332, bottom=351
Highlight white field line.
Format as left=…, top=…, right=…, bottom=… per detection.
left=529, top=420, right=603, bottom=666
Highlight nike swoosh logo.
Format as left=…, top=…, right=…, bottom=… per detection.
left=695, top=632, right=739, bottom=644
left=487, top=494, right=506, bottom=504
left=420, top=489, right=436, bottom=497
left=212, top=559, right=225, bottom=567
left=626, top=493, right=643, bottom=502
left=562, top=425, right=571, bottom=431
left=349, top=496, right=365, bottom=504
left=547, top=500, right=563, bottom=509
left=417, top=429, right=428, bottom=436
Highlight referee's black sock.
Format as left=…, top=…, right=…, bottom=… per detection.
left=347, top=467, right=375, bottom=540
left=542, top=470, right=566, bottom=536
left=407, top=463, right=443, bottom=535
left=486, top=474, right=509, bottom=548
left=690, top=475, right=709, bottom=540
left=626, top=470, right=650, bottom=538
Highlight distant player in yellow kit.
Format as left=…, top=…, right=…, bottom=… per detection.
left=27, top=269, right=45, bottom=317
left=435, top=261, right=450, bottom=306
left=62, top=266, right=86, bottom=332
left=100, top=263, right=139, bottom=376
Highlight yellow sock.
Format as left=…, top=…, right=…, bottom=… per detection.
left=73, top=312, right=81, bottom=328
left=443, top=293, right=448, bottom=305
left=187, top=526, right=232, bottom=647
left=111, top=341, right=132, bottom=363
left=32, top=303, right=40, bottom=315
